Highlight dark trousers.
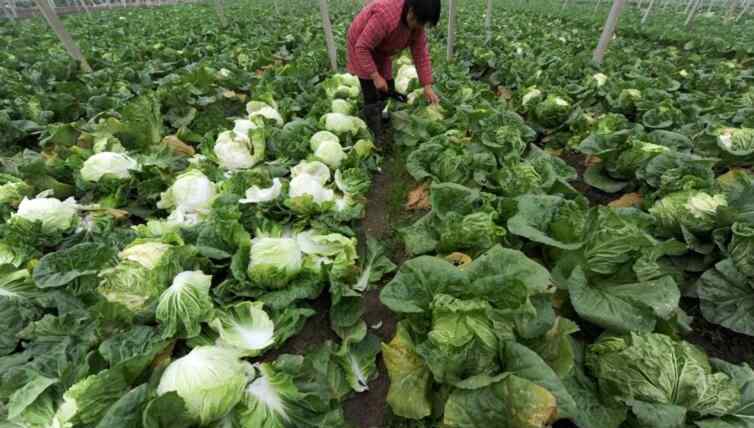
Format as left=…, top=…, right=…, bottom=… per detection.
left=359, top=79, right=396, bottom=105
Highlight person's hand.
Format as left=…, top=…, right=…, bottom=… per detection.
left=371, top=73, right=388, bottom=93
left=424, top=85, right=440, bottom=104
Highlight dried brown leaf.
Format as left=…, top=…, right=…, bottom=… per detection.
left=608, top=192, right=643, bottom=208
left=406, top=184, right=431, bottom=210
left=162, top=135, right=195, bottom=156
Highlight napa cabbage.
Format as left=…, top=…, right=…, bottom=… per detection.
left=80, top=152, right=140, bottom=182
left=157, top=346, right=248, bottom=425
left=214, top=129, right=265, bottom=170
left=310, top=131, right=346, bottom=168
left=13, top=195, right=78, bottom=233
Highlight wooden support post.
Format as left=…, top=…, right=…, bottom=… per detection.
left=214, top=0, right=227, bottom=26
left=736, top=0, right=751, bottom=19
left=77, top=0, right=91, bottom=14
left=593, top=0, right=625, bottom=65
left=32, top=0, right=92, bottom=72
left=594, top=0, right=603, bottom=13
left=447, top=0, right=457, bottom=61
left=685, top=0, right=702, bottom=24
left=641, top=0, right=655, bottom=22
left=318, top=0, right=337, bottom=71
left=2, top=0, right=11, bottom=19
left=485, top=0, right=492, bottom=43
left=684, top=0, right=695, bottom=13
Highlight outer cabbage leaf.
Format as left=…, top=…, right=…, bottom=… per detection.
left=586, top=333, right=740, bottom=418
left=507, top=194, right=586, bottom=250
left=698, top=258, right=754, bottom=336
left=442, top=374, right=557, bottom=428
left=382, top=321, right=433, bottom=420
left=210, top=301, right=275, bottom=356
left=567, top=266, right=680, bottom=333
left=156, top=271, right=214, bottom=339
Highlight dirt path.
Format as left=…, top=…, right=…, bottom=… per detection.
left=343, top=140, right=422, bottom=427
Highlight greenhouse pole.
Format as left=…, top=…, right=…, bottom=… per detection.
left=593, top=0, right=625, bottom=65
left=685, top=0, right=702, bottom=25
left=77, top=0, right=91, bottom=14
left=447, top=0, right=457, bottom=61
left=318, top=0, right=338, bottom=71
left=485, top=0, right=492, bottom=43
left=214, top=0, right=227, bottom=26
left=32, top=0, right=92, bottom=72
left=725, top=0, right=739, bottom=17
left=736, top=0, right=750, bottom=19
left=641, top=0, right=655, bottom=22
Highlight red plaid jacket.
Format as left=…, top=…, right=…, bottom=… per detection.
left=346, top=0, right=433, bottom=86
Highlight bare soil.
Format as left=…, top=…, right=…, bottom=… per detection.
left=344, top=135, right=419, bottom=428
left=559, top=150, right=616, bottom=206
left=681, top=298, right=754, bottom=364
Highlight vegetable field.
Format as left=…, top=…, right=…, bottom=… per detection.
left=2, top=0, right=754, bottom=427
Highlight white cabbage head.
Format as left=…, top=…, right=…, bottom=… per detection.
left=321, top=113, right=367, bottom=136
left=291, top=160, right=331, bottom=184
left=331, top=99, right=354, bottom=115
left=15, top=196, right=78, bottom=232
left=80, top=152, right=140, bottom=182
left=288, top=175, right=335, bottom=204
left=214, top=130, right=258, bottom=170
left=396, top=64, right=419, bottom=94
left=158, top=170, right=217, bottom=212
left=593, top=73, right=608, bottom=87
left=310, top=131, right=346, bottom=168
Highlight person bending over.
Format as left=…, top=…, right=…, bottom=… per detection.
left=346, top=0, right=441, bottom=144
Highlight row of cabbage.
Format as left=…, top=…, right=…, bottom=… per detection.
left=0, top=17, right=396, bottom=424
left=378, top=44, right=754, bottom=427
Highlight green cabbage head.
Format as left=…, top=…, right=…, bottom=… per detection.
left=157, top=346, right=248, bottom=425
left=717, top=128, right=754, bottom=157
left=650, top=190, right=727, bottom=234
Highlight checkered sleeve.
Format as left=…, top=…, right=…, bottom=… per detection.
left=411, top=28, right=433, bottom=86
left=354, top=9, right=389, bottom=79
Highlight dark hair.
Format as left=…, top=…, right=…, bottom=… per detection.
left=402, top=0, right=442, bottom=27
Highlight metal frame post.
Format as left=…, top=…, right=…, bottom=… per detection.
left=447, top=0, right=457, bottom=61
left=31, top=0, right=92, bottom=72
left=593, top=0, right=626, bottom=65
left=318, top=0, right=338, bottom=71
